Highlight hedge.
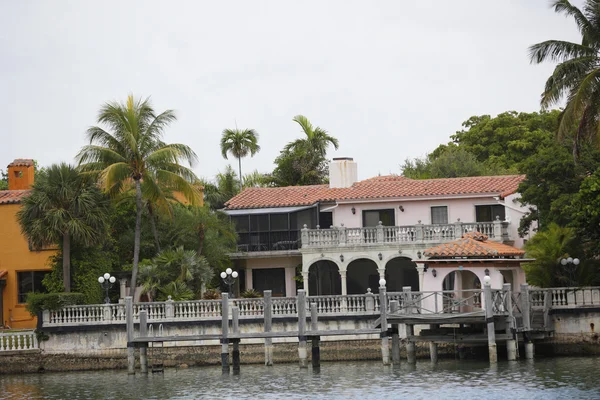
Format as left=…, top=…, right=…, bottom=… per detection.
left=26, top=292, right=86, bottom=316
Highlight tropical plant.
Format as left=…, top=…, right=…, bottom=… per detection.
left=285, top=115, right=339, bottom=157
left=77, top=95, right=201, bottom=296
left=202, top=288, right=221, bottom=300
left=529, top=0, right=600, bottom=159
left=523, top=223, right=577, bottom=287
left=17, top=163, right=110, bottom=292
left=220, top=128, right=260, bottom=191
left=241, top=289, right=261, bottom=298
left=158, top=281, right=194, bottom=301
left=243, top=170, right=271, bottom=188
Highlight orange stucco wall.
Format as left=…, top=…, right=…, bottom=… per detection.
left=0, top=203, right=55, bottom=329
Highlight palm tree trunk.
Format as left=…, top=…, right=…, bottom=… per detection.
left=147, top=203, right=161, bottom=253
left=129, top=179, right=143, bottom=298
left=197, top=223, right=205, bottom=255
left=62, top=233, right=71, bottom=292
left=238, top=157, right=243, bottom=192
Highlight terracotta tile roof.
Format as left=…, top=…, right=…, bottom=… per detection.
left=0, top=190, right=30, bottom=205
left=0, top=270, right=6, bottom=279
left=225, top=174, right=525, bottom=210
left=7, top=159, right=34, bottom=167
left=424, top=231, right=525, bottom=258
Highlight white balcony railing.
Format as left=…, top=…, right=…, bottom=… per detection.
left=0, top=330, right=38, bottom=352
left=300, top=219, right=509, bottom=249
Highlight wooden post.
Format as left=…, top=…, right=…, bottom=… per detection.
left=232, top=306, right=240, bottom=374
left=429, top=342, right=438, bottom=363
left=221, top=292, right=230, bottom=374
left=264, top=290, right=273, bottom=366
left=379, top=284, right=390, bottom=365
left=403, top=287, right=416, bottom=364
left=125, top=296, right=135, bottom=375
left=298, top=290, right=308, bottom=368
left=484, top=283, right=497, bottom=364
left=543, top=289, right=552, bottom=330
left=520, top=284, right=531, bottom=331
left=504, top=283, right=517, bottom=361
left=390, top=300, right=400, bottom=364
left=139, top=310, right=148, bottom=374
left=311, top=303, right=320, bottom=369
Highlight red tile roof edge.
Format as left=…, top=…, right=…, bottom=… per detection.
left=0, top=190, right=31, bottom=205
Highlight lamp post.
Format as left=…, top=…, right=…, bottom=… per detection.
left=560, top=257, right=580, bottom=286
left=220, top=268, right=238, bottom=296
left=98, top=273, right=116, bottom=304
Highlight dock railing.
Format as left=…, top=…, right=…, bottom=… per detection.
left=0, top=330, right=38, bottom=352
left=40, top=286, right=600, bottom=329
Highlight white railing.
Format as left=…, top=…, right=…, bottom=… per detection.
left=0, top=330, right=38, bottom=352
left=300, top=219, right=509, bottom=248
left=530, top=287, right=600, bottom=309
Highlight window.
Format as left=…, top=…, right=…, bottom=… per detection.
left=363, top=209, right=395, bottom=227
left=431, top=206, right=448, bottom=224
left=475, top=205, right=505, bottom=222
left=270, top=214, right=289, bottom=231
left=231, top=216, right=249, bottom=232
left=17, top=271, right=49, bottom=303
left=319, top=212, right=333, bottom=229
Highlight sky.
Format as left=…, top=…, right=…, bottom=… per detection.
left=0, top=0, right=583, bottom=182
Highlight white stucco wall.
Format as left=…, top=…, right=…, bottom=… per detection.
left=244, top=256, right=301, bottom=297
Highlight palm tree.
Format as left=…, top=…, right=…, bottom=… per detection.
left=16, top=163, right=109, bottom=292
left=77, top=95, right=201, bottom=297
left=220, top=128, right=260, bottom=191
left=523, top=223, right=576, bottom=287
left=529, top=0, right=600, bottom=159
left=285, top=115, right=339, bottom=157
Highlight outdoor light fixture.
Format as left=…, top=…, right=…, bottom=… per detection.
left=483, top=275, right=491, bottom=286
left=399, top=205, right=404, bottom=212
left=431, top=269, right=437, bottom=278
left=340, top=254, right=344, bottom=262
left=560, top=257, right=581, bottom=286
left=378, top=253, right=383, bottom=261
left=98, top=273, right=116, bottom=304
left=220, top=268, right=238, bottom=296
left=484, top=268, right=490, bottom=276
left=417, top=251, right=422, bottom=259
left=351, top=207, right=356, bottom=215
left=379, top=278, right=387, bottom=287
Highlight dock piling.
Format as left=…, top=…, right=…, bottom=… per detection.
left=483, top=283, right=497, bottom=364
left=311, top=303, right=320, bottom=369
left=379, top=284, right=390, bottom=365
left=297, top=290, right=308, bottom=368
left=125, top=296, right=135, bottom=375
left=403, top=287, right=416, bottom=364
left=221, top=292, right=230, bottom=374
left=525, top=341, right=535, bottom=360
left=232, top=306, right=240, bottom=374
left=264, top=290, right=273, bottom=366
left=389, top=300, right=400, bottom=364
left=139, top=310, right=148, bottom=373
left=504, top=284, right=517, bottom=361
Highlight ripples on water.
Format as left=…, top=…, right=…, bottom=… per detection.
left=1, top=357, right=599, bottom=400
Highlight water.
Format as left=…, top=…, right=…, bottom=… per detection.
left=1, top=358, right=599, bottom=400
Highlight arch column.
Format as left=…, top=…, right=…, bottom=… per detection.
left=339, top=270, right=347, bottom=296
left=302, top=272, right=309, bottom=295
left=378, top=268, right=386, bottom=282
left=416, top=263, right=425, bottom=291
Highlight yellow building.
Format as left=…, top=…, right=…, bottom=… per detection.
left=0, top=159, right=55, bottom=329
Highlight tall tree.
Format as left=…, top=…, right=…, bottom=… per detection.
left=16, top=163, right=109, bottom=292
left=285, top=115, right=339, bottom=158
left=77, top=95, right=201, bottom=297
left=529, top=0, right=600, bottom=159
left=220, top=128, right=260, bottom=191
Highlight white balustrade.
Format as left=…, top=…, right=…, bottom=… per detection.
left=0, top=330, right=38, bottom=352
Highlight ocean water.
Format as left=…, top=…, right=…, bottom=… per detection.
left=1, top=357, right=599, bottom=399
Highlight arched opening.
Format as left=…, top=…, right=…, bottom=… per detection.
left=347, top=258, right=379, bottom=294
left=442, top=270, right=482, bottom=312
left=308, top=260, right=341, bottom=295
left=385, top=257, right=419, bottom=292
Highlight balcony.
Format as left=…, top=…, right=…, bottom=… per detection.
left=300, top=219, right=510, bottom=249
left=235, top=230, right=301, bottom=253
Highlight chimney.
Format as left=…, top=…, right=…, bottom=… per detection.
left=329, top=157, right=358, bottom=188
left=7, top=159, right=35, bottom=190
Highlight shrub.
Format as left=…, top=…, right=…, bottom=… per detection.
left=241, top=289, right=261, bottom=298
left=202, top=289, right=221, bottom=300
left=26, top=292, right=85, bottom=316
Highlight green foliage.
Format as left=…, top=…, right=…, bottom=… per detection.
left=77, top=95, right=202, bottom=296
left=241, top=289, right=261, bottom=298
left=220, top=128, right=260, bottom=191
left=0, top=169, right=7, bottom=190
left=26, top=292, right=85, bottom=316
left=201, top=165, right=240, bottom=209
left=529, top=1, right=600, bottom=158
left=202, top=288, right=221, bottom=300
left=402, top=147, right=505, bottom=179
left=157, top=281, right=194, bottom=301
left=16, top=163, right=111, bottom=292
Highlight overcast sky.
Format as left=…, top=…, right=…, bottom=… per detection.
left=0, top=0, right=582, bottom=182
